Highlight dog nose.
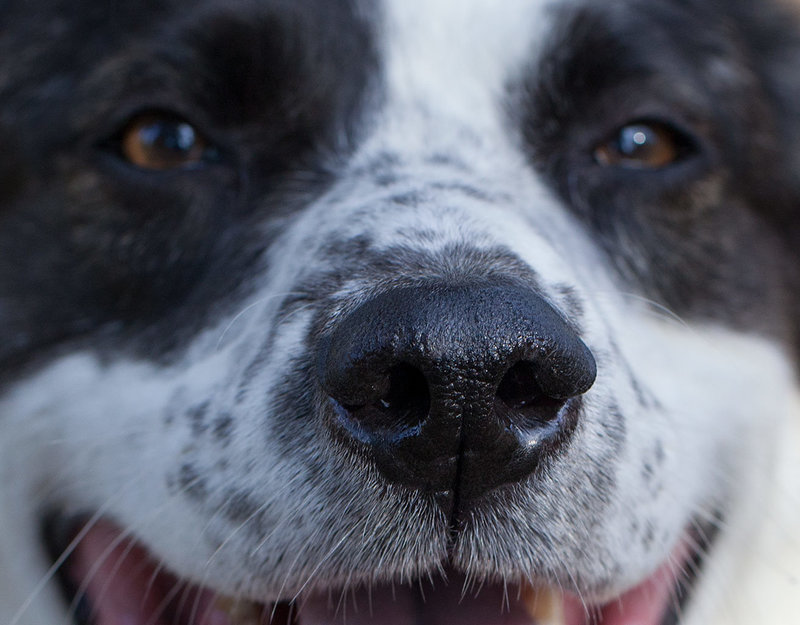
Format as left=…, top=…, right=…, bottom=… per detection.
left=318, top=282, right=596, bottom=502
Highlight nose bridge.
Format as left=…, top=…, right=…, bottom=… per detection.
left=352, top=116, right=493, bottom=197
left=337, top=125, right=535, bottom=256
left=382, top=0, right=549, bottom=134
left=335, top=86, right=568, bottom=255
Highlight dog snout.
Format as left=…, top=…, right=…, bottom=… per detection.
left=318, top=282, right=596, bottom=502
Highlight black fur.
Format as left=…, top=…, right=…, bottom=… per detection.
left=0, top=0, right=378, bottom=371
left=517, top=0, right=800, bottom=346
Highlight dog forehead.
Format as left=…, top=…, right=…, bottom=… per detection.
left=380, top=0, right=558, bottom=121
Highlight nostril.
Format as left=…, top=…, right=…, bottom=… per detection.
left=496, top=361, right=541, bottom=410
left=336, top=364, right=430, bottom=441
left=495, top=361, right=566, bottom=427
left=380, top=364, right=430, bottom=416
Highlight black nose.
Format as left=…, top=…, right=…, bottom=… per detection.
left=318, top=282, right=596, bottom=502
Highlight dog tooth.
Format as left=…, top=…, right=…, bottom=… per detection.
left=214, top=597, right=263, bottom=625
left=521, top=584, right=565, bottom=625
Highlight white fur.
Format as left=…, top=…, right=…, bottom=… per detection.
left=383, top=0, right=552, bottom=127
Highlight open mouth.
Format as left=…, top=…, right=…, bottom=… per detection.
left=46, top=516, right=702, bottom=625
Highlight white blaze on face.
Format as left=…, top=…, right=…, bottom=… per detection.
left=381, top=0, right=556, bottom=127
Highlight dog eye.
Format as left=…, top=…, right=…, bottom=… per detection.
left=594, top=121, right=692, bottom=170
left=119, top=112, right=216, bottom=171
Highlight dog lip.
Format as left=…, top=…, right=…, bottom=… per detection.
left=52, top=516, right=695, bottom=625
left=59, top=518, right=228, bottom=625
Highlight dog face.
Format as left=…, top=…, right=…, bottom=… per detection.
left=2, top=1, right=800, bottom=624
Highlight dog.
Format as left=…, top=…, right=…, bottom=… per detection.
left=3, top=0, right=800, bottom=623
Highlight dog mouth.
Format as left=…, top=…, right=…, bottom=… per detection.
left=46, top=516, right=702, bottom=625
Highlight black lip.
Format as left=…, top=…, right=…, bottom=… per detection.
left=41, top=514, right=93, bottom=625
left=660, top=517, right=720, bottom=625
left=41, top=512, right=300, bottom=625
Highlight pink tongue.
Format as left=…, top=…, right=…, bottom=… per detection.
left=65, top=520, right=227, bottom=625
left=299, top=566, right=673, bottom=625
left=300, top=549, right=684, bottom=625
left=596, top=556, right=681, bottom=625
left=300, top=579, right=536, bottom=625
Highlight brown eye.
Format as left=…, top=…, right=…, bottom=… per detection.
left=120, top=113, right=213, bottom=170
left=594, top=122, right=691, bottom=169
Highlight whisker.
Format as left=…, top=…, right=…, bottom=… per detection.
left=215, top=291, right=306, bottom=351
left=9, top=471, right=147, bottom=625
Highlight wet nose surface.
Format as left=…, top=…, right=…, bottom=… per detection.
left=318, top=282, right=596, bottom=502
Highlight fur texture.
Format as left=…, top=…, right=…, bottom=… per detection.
left=2, top=1, right=800, bottom=623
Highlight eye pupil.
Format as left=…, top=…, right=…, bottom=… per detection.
left=618, top=125, right=658, bottom=158
left=595, top=121, right=689, bottom=169
left=120, top=113, right=211, bottom=170
left=141, top=121, right=195, bottom=153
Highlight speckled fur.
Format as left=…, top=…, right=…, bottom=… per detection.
left=2, top=1, right=800, bottom=624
